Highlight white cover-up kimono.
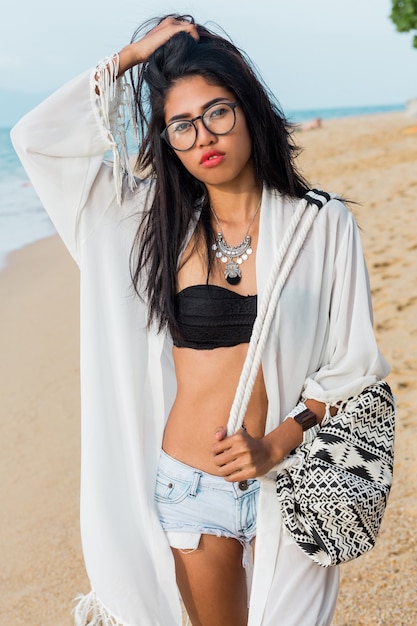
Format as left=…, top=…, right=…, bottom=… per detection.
left=11, top=60, right=390, bottom=626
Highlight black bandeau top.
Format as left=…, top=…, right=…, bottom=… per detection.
left=173, top=284, right=257, bottom=350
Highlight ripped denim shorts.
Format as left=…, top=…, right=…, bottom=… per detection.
left=154, top=450, right=259, bottom=552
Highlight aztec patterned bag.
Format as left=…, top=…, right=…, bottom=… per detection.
left=275, top=380, right=395, bottom=566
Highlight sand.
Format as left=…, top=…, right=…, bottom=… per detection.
left=297, top=112, right=417, bottom=625
left=1, top=110, right=416, bottom=625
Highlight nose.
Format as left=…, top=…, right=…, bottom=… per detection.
left=194, top=118, right=217, bottom=146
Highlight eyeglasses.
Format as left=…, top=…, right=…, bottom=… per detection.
left=160, top=101, right=240, bottom=152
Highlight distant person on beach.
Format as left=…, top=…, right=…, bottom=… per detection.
left=11, top=14, right=389, bottom=626
left=296, top=117, right=322, bottom=131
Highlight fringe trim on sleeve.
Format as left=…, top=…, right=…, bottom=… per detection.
left=73, top=590, right=124, bottom=625
left=92, top=54, right=139, bottom=205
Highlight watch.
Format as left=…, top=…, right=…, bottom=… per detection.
left=284, top=402, right=320, bottom=445
left=293, top=407, right=318, bottom=431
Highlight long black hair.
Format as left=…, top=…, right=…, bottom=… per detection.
left=128, top=15, right=310, bottom=337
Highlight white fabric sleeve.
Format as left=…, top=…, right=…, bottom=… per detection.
left=10, top=55, right=138, bottom=263
left=302, top=207, right=390, bottom=403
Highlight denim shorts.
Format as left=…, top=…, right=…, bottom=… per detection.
left=154, top=450, right=259, bottom=552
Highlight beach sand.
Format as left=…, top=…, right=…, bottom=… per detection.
left=1, top=110, right=416, bottom=625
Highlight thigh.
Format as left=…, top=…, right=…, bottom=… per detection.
left=173, top=534, right=248, bottom=626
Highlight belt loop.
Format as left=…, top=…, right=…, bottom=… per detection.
left=189, top=471, right=201, bottom=497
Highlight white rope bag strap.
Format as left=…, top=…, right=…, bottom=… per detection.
left=227, top=190, right=333, bottom=435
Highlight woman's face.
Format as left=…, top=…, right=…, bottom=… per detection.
left=163, top=75, right=255, bottom=192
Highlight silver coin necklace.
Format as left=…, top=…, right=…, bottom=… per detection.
left=211, top=197, right=261, bottom=285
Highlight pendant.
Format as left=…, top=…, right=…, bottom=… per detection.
left=212, top=232, right=252, bottom=285
left=225, top=261, right=242, bottom=285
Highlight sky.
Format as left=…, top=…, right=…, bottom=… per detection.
left=1, top=0, right=416, bottom=127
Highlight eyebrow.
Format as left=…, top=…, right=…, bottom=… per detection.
left=167, top=97, right=232, bottom=123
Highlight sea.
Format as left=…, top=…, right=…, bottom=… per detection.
left=0, top=102, right=405, bottom=269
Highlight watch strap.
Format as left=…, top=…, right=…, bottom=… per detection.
left=285, top=402, right=318, bottom=431
left=293, top=408, right=318, bottom=431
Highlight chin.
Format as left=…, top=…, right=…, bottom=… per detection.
left=196, top=167, right=252, bottom=188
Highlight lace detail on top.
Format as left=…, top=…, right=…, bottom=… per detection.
left=92, top=53, right=139, bottom=204
left=173, top=284, right=257, bottom=350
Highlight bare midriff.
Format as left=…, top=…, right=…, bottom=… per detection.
left=162, top=343, right=268, bottom=475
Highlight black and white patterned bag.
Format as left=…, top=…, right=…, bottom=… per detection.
left=275, top=380, right=395, bottom=566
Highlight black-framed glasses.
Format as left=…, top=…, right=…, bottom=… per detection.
left=160, top=101, right=240, bottom=152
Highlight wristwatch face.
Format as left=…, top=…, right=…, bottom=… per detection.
left=294, top=408, right=318, bottom=431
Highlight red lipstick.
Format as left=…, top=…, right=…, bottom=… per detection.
left=200, top=150, right=225, bottom=168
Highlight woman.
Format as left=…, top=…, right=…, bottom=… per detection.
left=11, top=15, right=389, bottom=626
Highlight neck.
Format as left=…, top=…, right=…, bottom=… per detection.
left=208, top=184, right=263, bottom=226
